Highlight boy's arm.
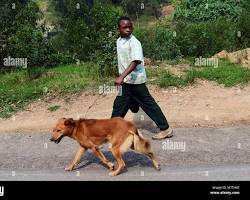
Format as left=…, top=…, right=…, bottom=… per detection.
left=115, top=60, right=141, bottom=86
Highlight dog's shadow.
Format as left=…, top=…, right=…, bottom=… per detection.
left=75, top=150, right=154, bottom=171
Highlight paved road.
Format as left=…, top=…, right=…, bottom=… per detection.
left=0, top=125, right=250, bottom=181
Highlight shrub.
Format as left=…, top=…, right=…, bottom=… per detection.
left=0, top=0, right=76, bottom=77
left=52, top=0, right=124, bottom=76
left=119, top=0, right=169, bottom=19
left=89, top=32, right=119, bottom=77
left=174, top=18, right=237, bottom=57
left=174, top=0, right=242, bottom=22
left=134, top=26, right=181, bottom=61
left=235, top=0, right=250, bottom=48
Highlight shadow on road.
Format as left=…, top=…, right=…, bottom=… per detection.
left=74, top=151, right=155, bottom=170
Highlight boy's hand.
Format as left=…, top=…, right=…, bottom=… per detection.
left=114, top=61, right=139, bottom=86
left=115, top=76, right=124, bottom=86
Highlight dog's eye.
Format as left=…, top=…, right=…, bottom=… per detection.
left=57, top=130, right=60, bottom=132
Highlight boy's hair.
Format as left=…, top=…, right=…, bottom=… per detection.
left=117, top=16, right=131, bottom=27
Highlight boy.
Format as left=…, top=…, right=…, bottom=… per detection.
left=111, top=16, right=173, bottom=140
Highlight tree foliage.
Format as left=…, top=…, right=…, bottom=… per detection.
left=174, top=0, right=242, bottom=22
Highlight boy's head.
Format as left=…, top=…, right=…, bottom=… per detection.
left=117, top=16, right=133, bottom=38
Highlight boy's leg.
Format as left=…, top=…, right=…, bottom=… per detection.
left=111, top=83, right=132, bottom=118
left=129, top=97, right=140, bottom=113
left=132, top=83, right=169, bottom=130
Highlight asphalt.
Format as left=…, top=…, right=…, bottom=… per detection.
left=0, top=125, right=250, bottom=181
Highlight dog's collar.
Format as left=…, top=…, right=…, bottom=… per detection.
left=72, top=120, right=80, bottom=138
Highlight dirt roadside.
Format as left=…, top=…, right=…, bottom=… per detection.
left=0, top=80, right=250, bottom=133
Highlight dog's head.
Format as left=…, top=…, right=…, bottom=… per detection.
left=50, top=118, right=76, bottom=144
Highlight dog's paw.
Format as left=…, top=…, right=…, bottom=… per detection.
left=65, top=165, right=74, bottom=171
left=155, top=163, right=161, bottom=171
left=108, top=162, right=115, bottom=171
left=109, top=171, right=119, bottom=176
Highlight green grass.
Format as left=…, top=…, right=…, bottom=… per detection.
left=156, top=71, right=189, bottom=87
left=146, top=66, right=194, bottom=87
left=188, top=60, right=250, bottom=87
left=1, top=59, right=250, bottom=118
left=147, top=59, right=250, bottom=88
left=0, top=63, right=112, bottom=118
left=146, top=67, right=166, bottom=78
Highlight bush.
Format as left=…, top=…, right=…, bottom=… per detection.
left=1, top=1, right=46, bottom=77
left=172, top=0, right=249, bottom=57
left=88, top=1, right=123, bottom=76
left=134, top=26, right=181, bottom=61
left=174, top=0, right=242, bottom=22
left=89, top=32, right=119, bottom=77
left=46, top=51, right=77, bottom=67
left=52, top=0, right=124, bottom=76
left=119, top=0, right=169, bottom=19
left=174, top=18, right=237, bottom=57
left=235, top=0, right=250, bottom=48
left=0, top=0, right=76, bottom=77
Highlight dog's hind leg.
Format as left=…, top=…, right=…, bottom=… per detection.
left=146, top=152, right=161, bottom=171
left=136, top=143, right=161, bottom=171
left=132, top=130, right=161, bottom=171
left=139, top=140, right=161, bottom=171
left=65, top=146, right=86, bottom=171
left=90, top=146, right=114, bottom=171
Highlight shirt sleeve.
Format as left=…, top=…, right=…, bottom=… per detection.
left=130, top=39, right=144, bottom=62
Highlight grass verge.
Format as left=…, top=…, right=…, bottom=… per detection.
left=0, top=63, right=112, bottom=118
left=147, top=59, right=250, bottom=88
left=1, top=59, right=249, bottom=118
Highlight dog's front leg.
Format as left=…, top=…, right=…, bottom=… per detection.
left=65, top=146, right=86, bottom=171
left=91, top=146, right=115, bottom=171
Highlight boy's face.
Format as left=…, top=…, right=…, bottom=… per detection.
left=118, top=20, right=133, bottom=38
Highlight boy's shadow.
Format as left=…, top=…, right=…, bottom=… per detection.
left=134, top=122, right=159, bottom=133
left=132, top=108, right=160, bottom=133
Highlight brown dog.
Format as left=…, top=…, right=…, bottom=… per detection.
left=50, top=117, right=160, bottom=176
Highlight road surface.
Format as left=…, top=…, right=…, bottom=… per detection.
left=0, top=125, right=250, bottom=181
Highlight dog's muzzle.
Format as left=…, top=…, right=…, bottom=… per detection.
left=50, top=135, right=64, bottom=144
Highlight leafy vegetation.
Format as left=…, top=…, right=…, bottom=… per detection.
left=134, top=26, right=181, bottom=60
left=51, top=0, right=124, bottom=76
left=174, top=17, right=237, bottom=57
left=174, top=0, right=242, bottom=22
left=0, top=0, right=76, bottom=79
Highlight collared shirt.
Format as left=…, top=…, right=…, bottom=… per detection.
left=117, top=34, right=147, bottom=84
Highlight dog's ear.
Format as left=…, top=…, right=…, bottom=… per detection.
left=64, top=118, right=75, bottom=127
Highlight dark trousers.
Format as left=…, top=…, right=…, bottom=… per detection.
left=111, top=83, right=169, bottom=130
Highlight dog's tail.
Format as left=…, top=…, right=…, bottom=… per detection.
left=128, top=129, right=151, bottom=153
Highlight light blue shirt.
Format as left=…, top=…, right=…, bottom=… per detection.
left=117, top=34, right=147, bottom=84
